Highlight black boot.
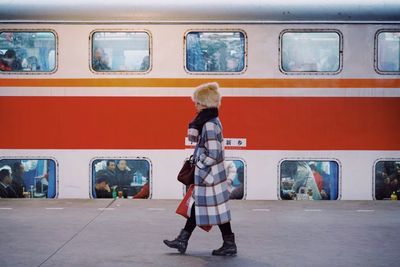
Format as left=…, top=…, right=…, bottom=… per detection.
left=212, top=233, right=237, bottom=256
left=163, top=229, right=191, bottom=254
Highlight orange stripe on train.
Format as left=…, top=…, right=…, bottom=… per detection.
left=0, top=96, right=399, bottom=150
left=0, top=78, right=400, bottom=88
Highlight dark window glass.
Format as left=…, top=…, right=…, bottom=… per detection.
left=375, top=161, right=400, bottom=200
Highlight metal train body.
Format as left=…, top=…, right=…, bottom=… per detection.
left=0, top=0, right=399, bottom=200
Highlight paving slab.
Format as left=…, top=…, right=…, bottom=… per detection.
left=0, top=199, right=399, bottom=267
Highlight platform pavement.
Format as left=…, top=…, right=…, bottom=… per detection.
left=0, top=199, right=399, bottom=267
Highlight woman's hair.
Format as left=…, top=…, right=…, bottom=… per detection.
left=192, top=82, right=221, bottom=108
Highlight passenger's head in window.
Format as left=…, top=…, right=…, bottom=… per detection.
left=0, top=49, right=22, bottom=71
left=27, top=56, right=40, bottom=71
left=12, top=162, right=24, bottom=179
left=106, top=160, right=116, bottom=172
left=117, top=160, right=127, bottom=171
left=93, top=47, right=110, bottom=71
left=0, top=169, right=12, bottom=185
left=95, top=175, right=112, bottom=198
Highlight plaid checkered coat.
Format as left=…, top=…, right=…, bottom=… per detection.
left=187, top=117, right=231, bottom=226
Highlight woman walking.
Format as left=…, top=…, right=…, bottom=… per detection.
left=163, top=82, right=237, bottom=256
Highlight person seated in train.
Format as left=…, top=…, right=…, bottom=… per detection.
left=0, top=49, right=22, bottom=71
left=294, top=162, right=322, bottom=200
left=0, top=169, right=18, bottom=198
left=95, top=175, right=112, bottom=198
left=282, top=162, right=322, bottom=200
left=114, top=160, right=133, bottom=192
left=310, top=163, right=331, bottom=200
left=92, top=47, right=110, bottom=71
left=26, top=56, right=40, bottom=71
left=11, top=162, right=26, bottom=198
left=96, top=160, right=117, bottom=187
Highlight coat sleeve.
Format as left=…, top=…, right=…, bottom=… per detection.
left=196, top=122, right=223, bottom=169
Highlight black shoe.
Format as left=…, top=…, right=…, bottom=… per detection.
left=212, top=233, right=237, bottom=256
left=163, top=229, right=191, bottom=254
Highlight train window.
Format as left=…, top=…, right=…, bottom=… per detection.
left=91, top=159, right=151, bottom=199
left=376, top=31, right=400, bottom=73
left=280, top=31, right=342, bottom=74
left=0, top=159, right=57, bottom=198
left=0, top=31, right=57, bottom=73
left=90, top=31, right=151, bottom=73
left=279, top=160, right=339, bottom=200
left=185, top=31, right=246, bottom=73
left=183, top=159, right=246, bottom=199
left=374, top=160, right=400, bottom=200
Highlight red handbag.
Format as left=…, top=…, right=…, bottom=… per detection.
left=177, top=156, right=195, bottom=185
left=176, top=184, right=212, bottom=232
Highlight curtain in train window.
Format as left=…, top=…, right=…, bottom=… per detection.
left=375, top=161, right=400, bottom=200
left=281, top=32, right=341, bottom=73
left=92, top=159, right=150, bottom=199
left=0, top=32, right=56, bottom=72
left=0, top=159, right=57, bottom=198
left=91, top=32, right=150, bottom=72
left=186, top=31, right=245, bottom=72
left=377, top=32, right=400, bottom=72
left=280, top=160, right=339, bottom=200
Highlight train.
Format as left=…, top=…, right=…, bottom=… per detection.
left=0, top=0, right=399, bottom=200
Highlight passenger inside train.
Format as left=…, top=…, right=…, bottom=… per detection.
left=280, top=161, right=339, bottom=200
left=0, top=32, right=56, bottom=72
left=375, top=161, right=400, bottom=200
left=0, top=160, right=56, bottom=198
left=92, top=159, right=150, bottom=199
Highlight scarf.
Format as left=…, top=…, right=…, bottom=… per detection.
left=188, top=107, right=218, bottom=135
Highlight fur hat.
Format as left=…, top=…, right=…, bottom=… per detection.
left=192, top=82, right=221, bottom=108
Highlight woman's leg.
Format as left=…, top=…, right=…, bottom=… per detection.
left=163, top=204, right=196, bottom=254
left=218, top=222, right=233, bottom=236
left=213, top=221, right=237, bottom=256
left=183, top=204, right=196, bottom=233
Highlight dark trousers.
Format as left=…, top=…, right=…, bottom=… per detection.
left=184, top=204, right=233, bottom=236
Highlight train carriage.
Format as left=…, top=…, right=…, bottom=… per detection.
left=0, top=0, right=399, bottom=200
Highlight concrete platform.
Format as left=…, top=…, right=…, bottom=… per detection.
left=0, top=199, right=399, bottom=267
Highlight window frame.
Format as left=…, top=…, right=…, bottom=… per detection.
left=279, top=29, right=343, bottom=75
left=89, top=29, right=152, bottom=75
left=0, top=29, right=58, bottom=75
left=277, top=158, right=342, bottom=200
left=374, top=29, right=400, bottom=75
left=89, top=157, right=153, bottom=199
left=183, top=29, right=248, bottom=75
left=373, top=158, right=400, bottom=200
left=0, top=156, right=59, bottom=198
